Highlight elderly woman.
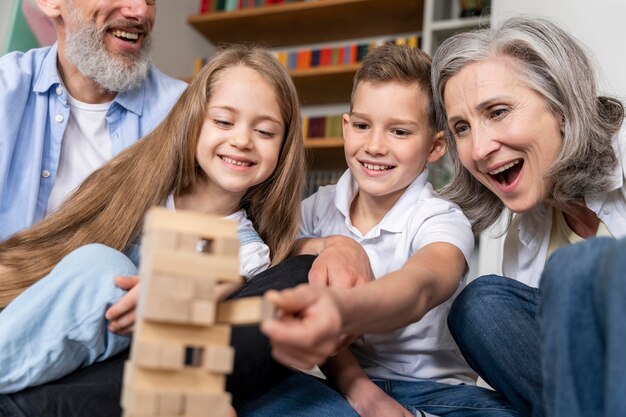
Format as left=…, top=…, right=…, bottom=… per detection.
left=432, top=16, right=626, bottom=417
left=260, top=16, right=626, bottom=417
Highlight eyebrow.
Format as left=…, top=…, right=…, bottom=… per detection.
left=209, top=105, right=282, bottom=125
left=350, top=111, right=419, bottom=126
left=446, top=96, right=513, bottom=123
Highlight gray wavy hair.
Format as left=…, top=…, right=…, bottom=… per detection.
left=431, top=16, right=624, bottom=235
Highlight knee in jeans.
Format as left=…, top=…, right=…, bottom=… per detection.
left=55, top=243, right=137, bottom=287
left=449, top=276, right=497, bottom=337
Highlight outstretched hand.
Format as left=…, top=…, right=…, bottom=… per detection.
left=105, top=276, right=140, bottom=335
left=261, top=284, right=343, bottom=370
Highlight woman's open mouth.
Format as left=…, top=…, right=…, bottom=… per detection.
left=488, top=159, right=523, bottom=187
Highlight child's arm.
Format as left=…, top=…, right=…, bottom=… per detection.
left=263, top=241, right=466, bottom=369
left=323, top=351, right=413, bottom=417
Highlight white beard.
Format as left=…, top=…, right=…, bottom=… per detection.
left=64, top=7, right=153, bottom=93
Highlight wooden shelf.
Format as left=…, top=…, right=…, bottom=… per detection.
left=304, top=137, right=344, bottom=149
left=291, top=64, right=359, bottom=105
left=188, top=0, right=424, bottom=48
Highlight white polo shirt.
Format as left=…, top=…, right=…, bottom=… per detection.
left=299, top=169, right=476, bottom=385
left=503, top=128, right=626, bottom=288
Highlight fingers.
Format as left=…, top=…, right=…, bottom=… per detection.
left=262, top=286, right=342, bottom=369
left=114, top=275, right=139, bottom=290
left=105, top=283, right=140, bottom=334
left=108, top=311, right=135, bottom=335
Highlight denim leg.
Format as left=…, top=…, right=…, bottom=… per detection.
left=236, top=372, right=358, bottom=417
left=448, top=275, right=542, bottom=417
left=377, top=379, right=518, bottom=416
left=540, top=237, right=626, bottom=417
left=0, top=243, right=137, bottom=393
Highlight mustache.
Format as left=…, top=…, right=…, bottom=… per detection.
left=102, top=19, right=151, bottom=34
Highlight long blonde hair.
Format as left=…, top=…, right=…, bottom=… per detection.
left=0, top=45, right=305, bottom=308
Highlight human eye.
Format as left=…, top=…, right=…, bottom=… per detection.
left=452, top=122, right=470, bottom=139
left=390, top=128, right=411, bottom=137
left=145, top=0, right=156, bottom=5
left=352, top=121, right=369, bottom=131
left=488, top=106, right=509, bottom=120
left=255, top=128, right=277, bottom=139
left=214, top=119, right=233, bottom=128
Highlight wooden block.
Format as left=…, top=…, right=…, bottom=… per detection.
left=185, top=391, right=232, bottom=416
left=216, top=297, right=275, bottom=325
left=213, top=237, right=239, bottom=257
left=194, top=278, right=217, bottom=300
left=141, top=295, right=190, bottom=324
left=150, top=251, right=241, bottom=282
left=160, top=343, right=185, bottom=370
left=121, top=387, right=158, bottom=415
left=204, top=346, right=235, bottom=374
left=136, top=321, right=232, bottom=347
left=144, top=207, right=237, bottom=241
left=157, top=391, right=184, bottom=415
left=131, top=340, right=161, bottom=369
left=190, top=300, right=216, bottom=326
left=125, top=366, right=226, bottom=393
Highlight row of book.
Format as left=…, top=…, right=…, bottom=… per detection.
left=304, top=169, right=344, bottom=198
left=276, top=35, right=420, bottom=70
left=192, top=35, right=421, bottom=76
left=304, top=114, right=343, bottom=140
left=199, top=0, right=302, bottom=14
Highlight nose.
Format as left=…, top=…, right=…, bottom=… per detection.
left=471, top=125, right=500, bottom=162
left=229, top=129, right=253, bottom=150
left=363, top=129, right=387, bottom=156
left=120, top=0, right=153, bottom=25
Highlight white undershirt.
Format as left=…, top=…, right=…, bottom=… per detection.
left=46, top=94, right=112, bottom=214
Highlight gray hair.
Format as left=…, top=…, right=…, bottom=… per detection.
left=432, top=16, right=623, bottom=234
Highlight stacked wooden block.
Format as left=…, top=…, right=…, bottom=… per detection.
left=122, top=207, right=273, bottom=417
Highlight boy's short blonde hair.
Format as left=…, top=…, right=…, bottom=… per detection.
left=351, top=44, right=434, bottom=129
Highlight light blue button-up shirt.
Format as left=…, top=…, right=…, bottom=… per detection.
left=0, top=44, right=187, bottom=240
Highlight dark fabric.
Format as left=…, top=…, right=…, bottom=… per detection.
left=0, top=255, right=315, bottom=417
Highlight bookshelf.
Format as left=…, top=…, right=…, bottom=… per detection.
left=188, top=0, right=423, bottom=48
left=421, top=0, right=490, bottom=54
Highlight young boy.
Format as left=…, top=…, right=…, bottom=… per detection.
left=247, top=45, right=517, bottom=417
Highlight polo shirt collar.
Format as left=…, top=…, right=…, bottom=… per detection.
left=333, top=168, right=430, bottom=235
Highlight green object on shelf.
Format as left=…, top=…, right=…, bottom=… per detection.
left=3, top=0, right=38, bottom=54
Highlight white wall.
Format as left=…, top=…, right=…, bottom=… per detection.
left=493, top=0, right=626, bottom=100
left=151, top=0, right=214, bottom=80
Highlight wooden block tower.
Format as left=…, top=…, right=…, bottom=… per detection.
left=122, top=207, right=273, bottom=417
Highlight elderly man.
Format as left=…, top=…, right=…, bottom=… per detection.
left=0, top=0, right=186, bottom=240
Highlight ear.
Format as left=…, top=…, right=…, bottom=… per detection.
left=342, top=113, right=350, bottom=139
left=427, top=131, right=447, bottom=163
left=35, top=0, right=62, bottom=19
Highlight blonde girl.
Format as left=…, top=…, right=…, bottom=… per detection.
left=0, top=44, right=305, bottom=394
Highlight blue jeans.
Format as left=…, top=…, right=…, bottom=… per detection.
left=540, top=237, right=626, bottom=417
left=448, top=237, right=626, bottom=417
left=0, top=244, right=137, bottom=393
left=237, top=372, right=518, bottom=416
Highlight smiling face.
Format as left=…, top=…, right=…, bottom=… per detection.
left=343, top=80, right=444, bottom=206
left=443, top=57, right=563, bottom=213
left=59, top=0, right=155, bottom=92
left=194, top=65, right=284, bottom=208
